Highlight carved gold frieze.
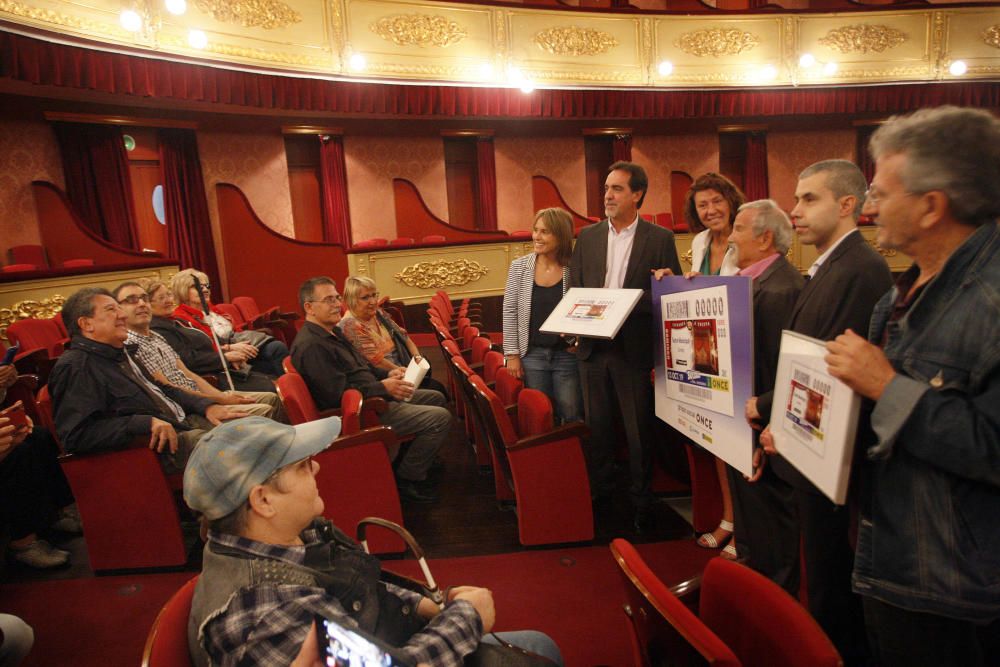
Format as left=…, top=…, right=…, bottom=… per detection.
left=158, top=34, right=327, bottom=66
left=675, top=28, right=759, bottom=57
left=0, top=0, right=120, bottom=35
left=533, top=26, right=618, bottom=57
left=865, top=237, right=897, bottom=258
left=983, top=25, right=1000, bottom=50
left=394, top=260, right=488, bottom=289
left=370, top=13, right=467, bottom=48
left=819, top=24, right=906, bottom=54
left=0, top=296, right=66, bottom=342
left=193, top=0, right=301, bottom=30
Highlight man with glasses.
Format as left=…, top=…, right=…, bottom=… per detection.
left=744, top=159, right=892, bottom=663
left=112, top=281, right=285, bottom=422
left=48, top=287, right=249, bottom=473
left=290, top=277, right=451, bottom=504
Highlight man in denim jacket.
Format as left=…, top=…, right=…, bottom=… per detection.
left=826, top=106, right=1000, bottom=665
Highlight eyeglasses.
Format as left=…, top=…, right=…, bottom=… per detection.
left=865, top=185, right=919, bottom=207
left=197, top=283, right=212, bottom=291
left=150, top=294, right=173, bottom=304
left=358, top=292, right=380, bottom=302
left=309, top=295, right=343, bottom=306
left=118, top=294, right=150, bottom=305
left=263, top=456, right=313, bottom=485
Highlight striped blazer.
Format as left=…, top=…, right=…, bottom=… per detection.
left=502, top=252, right=571, bottom=359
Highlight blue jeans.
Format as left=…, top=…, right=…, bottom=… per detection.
left=521, top=347, right=582, bottom=425
left=483, top=631, right=563, bottom=665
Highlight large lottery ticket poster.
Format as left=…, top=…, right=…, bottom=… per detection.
left=653, top=276, right=755, bottom=476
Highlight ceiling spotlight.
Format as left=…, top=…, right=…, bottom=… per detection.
left=120, top=9, right=142, bottom=32
left=823, top=61, right=839, bottom=76
left=164, top=0, right=186, bottom=15
left=949, top=60, right=968, bottom=76
left=658, top=61, right=674, bottom=77
left=798, top=53, right=816, bottom=68
left=520, top=81, right=535, bottom=94
left=760, top=64, right=778, bottom=81
left=349, top=53, right=367, bottom=71
left=188, top=29, right=207, bottom=49
left=479, top=62, right=494, bottom=79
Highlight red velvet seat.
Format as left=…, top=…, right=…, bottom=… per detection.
left=142, top=575, right=198, bottom=667
left=654, top=212, right=674, bottom=229
left=2, top=263, right=38, bottom=272
left=444, top=353, right=492, bottom=469
left=61, top=258, right=95, bottom=268
left=37, top=386, right=188, bottom=572
left=421, top=234, right=446, bottom=243
left=509, top=230, right=532, bottom=239
left=232, top=295, right=295, bottom=345
left=214, top=302, right=249, bottom=332
left=389, top=237, right=415, bottom=246
left=611, top=538, right=843, bottom=667
left=354, top=238, right=388, bottom=249
left=6, top=317, right=65, bottom=359
left=7, top=244, right=48, bottom=268
left=482, top=350, right=505, bottom=386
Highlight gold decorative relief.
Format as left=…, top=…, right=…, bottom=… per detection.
left=533, top=26, right=618, bottom=57
left=675, top=28, right=759, bottom=57
left=865, top=237, right=897, bottom=258
left=0, top=296, right=66, bottom=342
left=193, top=0, right=300, bottom=30
left=394, top=260, right=488, bottom=289
left=983, top=25, right=1000, bottom=50
left=0, top=0, right=121, bottom=36
left=370, top=14, right=467, bottom=48
left=818, top=24, right=906, bottom=54
left=681, top=249, right=693, bottom=268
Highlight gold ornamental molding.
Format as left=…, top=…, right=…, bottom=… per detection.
left=192, top=0, right=301, bottom=30
left=818, top=24, right=907, bottom=54
left=865, top=237, right=897, bottom=258
left=533, top=26, right=619, bottom=57
left=984, top=25, right=1000, bottom=50
left=394, top=259, right=488, bottom=289
left=0, top=0, right=121, bottom=36
left=675, top=28, right=759, bottom=58
left=0, top=296, right=66, bottom=341
left=370, top=13, right=467, bottom=48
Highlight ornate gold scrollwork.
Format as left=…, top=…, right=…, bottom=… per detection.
left=818, top=24, right=906, bottom=54
left=394, top=260, right=488, bottom=289
left=0, top=296, right=66, bottom=342
left=675, top=28, right=759, bottom=57
left=865, top=237, right=897, bottom=258
left=681, top=249, right=693, bottom=268
left=193, top=0, right=301, bottom=30
left=533, top=26, right=619, bottom=57
left=984, top=25, right=1000, bottom=50
left=370, top=14, right=467, bottom=48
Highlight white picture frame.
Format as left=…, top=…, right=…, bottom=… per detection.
left=539, top=287, right=644, bottom=340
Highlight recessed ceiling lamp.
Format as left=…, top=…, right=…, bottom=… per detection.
left=758, top=64, right=778, bottom=82
left=658, top=61, right=674, bottom=76
left=798, top=53, right=816, bottom=69
left=188, top=29, right=207, bottom=49
left=823, top=61, right=839, bottom=76
left=164, top=0, right=186, bottom=15
left=520, top=82, right=535, bottom=94
left=479, top=62, right=494, bottom=79
left=349, top=53, right=367, bottom=71
left=120, top=9, right=142, bottom=32
left=949, top=60, right=968, bottom=76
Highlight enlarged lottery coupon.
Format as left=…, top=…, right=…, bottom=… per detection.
left=567, top=299, right=611, bottom=321
left=781, top=362, right=833, bottom=457
left=660, top=285, right=734, bottom=417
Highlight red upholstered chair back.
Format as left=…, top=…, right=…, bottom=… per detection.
left=340, top=389, right=364, bottom=435
left=700, top=559, right=842, bottom=667
left=61, top=258, right=95, bottom=268
left=52, top=313, right=69, bottom=339
left=214, top=303, right=246, bottom=330
left=282, top=356, right=297, bottom=374
left=494, top=367, right=523, bottom=407
left=611, top=538, right=740, bottom=667
left=275, top=372, right=320, bottom=425
left=461, top=326, right=480, bottom=352
left=141, top=576, right=198, bottom=667
left=654, top=213, right=674, bottom=229
left=441, top=339, right=462, bottom=359
left=482, top=351, right=504, bottom=385
left=389, top=237, right=415, bottom=246
left=470, top=336, right=492, bottom=366
left=421, top=235, right=446, bottom=243
left=2, top=263, right=38, bottom=273
left=7, top=244, right=48, bottom=268
left=454, top=317, right=472, bottom=337
left=231, top=295, right=262, bottom=321
left=354, top=238, right=388, bottom=249
left=469, top=374, right=519, bottom=446
left=509, top=230, right=532, bottom=239
left=7, top=317, right=66, bottom=359
left=516, top=388, right=554, bottom=437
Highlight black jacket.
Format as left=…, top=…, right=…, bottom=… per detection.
left=290, top=321, right=390, bottom=411
left=49, top=335, right=213, bottom=454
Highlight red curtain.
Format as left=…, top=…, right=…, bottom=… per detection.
left=612, top=133, right=632, bottom=162
left=476, top=137, right=498, bottom=231
left=744, top=132, right=769, bottom=200
left=855, top=124, right=879, bottom=183
left=318, top=134, right=352, bottom=246
left=52, top=122, right=140, bottom=249
left=158, top=128, right=221, bottom=300
left=6, top=32, right=998, bottom=120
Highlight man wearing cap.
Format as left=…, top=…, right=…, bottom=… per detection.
left=185, top=416, right=562, bottom=667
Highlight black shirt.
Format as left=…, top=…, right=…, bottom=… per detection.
left=528, top=281, right=564, bottom=349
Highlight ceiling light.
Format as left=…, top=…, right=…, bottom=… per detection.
left=188, top=29, right=207, bottom=49
left=479, top=62, right=494, bottom=79
left=658, top=61, right=674, bottom=76
left=520, top=81, right=535, bottom=94
left=798, top=53, right=816, bottom=68
left=164, top=0, right=186, bottom=15
left=823, top=61, right=839, bottom=76
left=349, top=53, right=366, bottom=71
left=760, top=64, right=778, bottom=81
left=949, top=60, right=967, bottom=76
left=120, top=9, right=142, bottom=32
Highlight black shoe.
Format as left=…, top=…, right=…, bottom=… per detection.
left=396, top=480, right=439, bottom=504
left=633, top=508, right=654, bottom=535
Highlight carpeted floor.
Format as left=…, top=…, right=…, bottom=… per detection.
left=0, top=538, right=715, bottom=667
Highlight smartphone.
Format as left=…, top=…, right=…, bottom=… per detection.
left=0, top=401, right=29, bottom=430
left=1, top=343, right=19, bottom=366
left=316, top=615, right=412, bottom=667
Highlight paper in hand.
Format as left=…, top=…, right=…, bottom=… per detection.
left=402, top=356, right=430, bottom=401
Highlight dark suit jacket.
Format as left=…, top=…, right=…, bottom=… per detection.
left=753, top=256, right=805, bottom=397
left=290, top=321, right=391, bottom=411
left=761, top=230, right=894, bottom=490
left=569, top=218, right=682, bottom=368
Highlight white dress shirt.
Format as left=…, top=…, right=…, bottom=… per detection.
left=808, top=228, right=858, bottom=278
left=604, top=215, right=639, bottom=289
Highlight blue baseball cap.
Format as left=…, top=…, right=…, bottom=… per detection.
left=183, top=416, right=341, bottom=520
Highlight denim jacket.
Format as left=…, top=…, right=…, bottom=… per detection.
left=853, top=222, right=1000, bottom=621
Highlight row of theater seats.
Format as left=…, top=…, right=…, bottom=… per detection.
left=354, top=235, right=448, bottom=249
left=2, top=244, right=98, bottom=272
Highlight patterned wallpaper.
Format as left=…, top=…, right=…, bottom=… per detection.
left=632, top=133, right=719, bottom=217
left=495, top=136, right=586, bottom=232
left=345, top=135, right=447, bottom=242
left=0, top=118, right=65, bottom=258
left=767, top=129, right=856, bottom=210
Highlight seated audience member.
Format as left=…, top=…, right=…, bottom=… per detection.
left=1, top=365, right=80, bottom=569
left=184, top=416, right=562, bottom=667
left=145, top=280, right=276, bottom=393
left=290, top=277, right=451, bottom=504
left=0, top=613, right=33, bottom=665
left=113, top=282, right=286, bottom=423
left=170, top=269, right=289, bottom=378
left=338, top=276, right=448, bottom=396
left=48, top=288, right=249, bottom=473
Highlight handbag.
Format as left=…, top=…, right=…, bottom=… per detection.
left=233, top=328, right=274, bottom=348
left=356, top=518, right=558, bottom=667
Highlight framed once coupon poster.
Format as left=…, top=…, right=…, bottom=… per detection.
left=653, top=276, right=755, bottom=476
left=769, top=330, right=861, bottom=504
left=539, top=287, right=643, bottom=339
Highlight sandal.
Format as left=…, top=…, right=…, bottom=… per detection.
left=697, top=519, right=734, bottom=549
left=721, top=542, right=738, bottom=561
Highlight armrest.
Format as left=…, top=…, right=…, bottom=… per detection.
left=508, top=422, right=590, bottom=452
left=505, top=403, right=517, bottom=418
left=670, top=574, right=703, bottom=613
left=57, top=435, right=150, bottom=461
left=468, top=361, right=484, bottom=373
left=11, top=373, right=38, bottom=393
left=318, top=408, right=343, bottom=418
left=365, top=397, right=389, bottom=414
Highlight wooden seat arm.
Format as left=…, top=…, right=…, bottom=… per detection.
left=508, top=422, right=591, bottom=452
left=670, top=574, right=703, bottom=612
left=365, top=397, right=390, bottom=414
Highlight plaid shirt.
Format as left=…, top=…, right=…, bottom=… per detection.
left=200, top=527, right=483, bottom=667
left=126, top=329, right=198, bottom=393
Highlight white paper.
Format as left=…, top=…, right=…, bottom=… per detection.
left=403, top=356, right=430, bottom=401
left=539, top=287, right=644, bottom=339
left=769, top=330, right=861, bottom=504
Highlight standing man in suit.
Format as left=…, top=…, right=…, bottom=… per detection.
left=748, top=159, right=893, bottom=663
left=724, top=199, right=804, bottom=580
left=570, top=161, right=682, bottom=533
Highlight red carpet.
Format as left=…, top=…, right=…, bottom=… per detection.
left=1, top=539, right=713, bottom=667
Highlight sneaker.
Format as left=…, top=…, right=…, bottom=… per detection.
left=50, top=514, right=84, bottom=535
left=9, top=540, right=70, bottom=569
